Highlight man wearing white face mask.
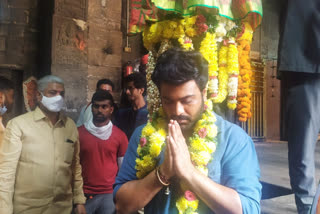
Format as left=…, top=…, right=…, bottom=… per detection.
left=0, top=75, right=86, bottom=214
left=78, top=90, right=128, bottom=214
left=0, top=76, right=14, bottom=144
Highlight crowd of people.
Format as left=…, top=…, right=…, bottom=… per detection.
left=0, top=48, right=261, bottom=214
left=0, top=68, right=149, bottom=214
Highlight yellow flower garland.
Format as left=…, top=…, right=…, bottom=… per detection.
left=227, top=39, right=239, bottom=110
left=143, top=15, right=245, bottom=109
left=199, top=32, right=219, bottom=100
left=136, top=100, right=218, bottom=213
left=213, top=45, right=228, bottom=103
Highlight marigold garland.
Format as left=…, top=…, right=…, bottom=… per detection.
left=143, top=15, right=252, bottom=116
left=236, top=22, right=253, bottom=122
left=136, top=100, right=218, bottom=213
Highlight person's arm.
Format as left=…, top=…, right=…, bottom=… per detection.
left=117, top=131, right=129, bottom=169
left=115, top=169, right=164, bottom=214
left=0, top=120, right=23, bottom=214
left=74, top=204, right=86, bottom=214
left=169, top=120, right=261, bottom=213
left=181, top=167, right=242, bottom=213
left=114, top=126, right=166, bottom=214
left=71, top=133, right=86, bottom=208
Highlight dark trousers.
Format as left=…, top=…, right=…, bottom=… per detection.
left=85, top=193, right=115, bottom=214
left=283, top=72, right=320, bottom=214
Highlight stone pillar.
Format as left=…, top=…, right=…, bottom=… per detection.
left=87, top=0, right=123, bottom=102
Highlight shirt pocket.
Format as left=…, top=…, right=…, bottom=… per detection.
left=62, top=139, right=75, bottom=164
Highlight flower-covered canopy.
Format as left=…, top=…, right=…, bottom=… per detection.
left=129, top=0, right=263, bottom=34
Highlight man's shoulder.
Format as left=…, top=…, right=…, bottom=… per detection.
left=9, top=110, right=35, bottom=125
left=215, top=113, right=247, bottom=136
left=130, top=124, right=146, bottom=141
left=112, top=125, right=125, bottom=134
left=214, top=113, right=252, bottom=150
left=117, top=107, right=132, bottom=114
left=77, top=124, right=86, bottom=133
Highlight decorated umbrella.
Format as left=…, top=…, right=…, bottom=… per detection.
left=128, top=0, right=262, bottom=34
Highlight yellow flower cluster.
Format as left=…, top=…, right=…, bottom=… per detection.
left=184, top=16, right=197, bottom=38
left=199, top=32, right=219, bottom=99
left=227, top=42, right=239, bottom=75
left=213, top=45, right=228, bottom=103
left=200, top=33, right=218, bottom=77
left=143, top=16, right=202, bottom=51
left=141, top=122, right=156, bottom=136
left=178, top=35, right=194, bottom=51
left=239, top=22, right=253, bottom=43
left=143, top=18, right=190, bottom=51
left=176, top=196, right=199, bottom=214
left=135, top=155, right=157, bottom=178
left=136, top=123, right=167, bottom=178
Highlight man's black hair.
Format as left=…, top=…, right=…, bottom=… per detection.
left=96, top=79, right=114, bottom=91
left=152, top=48, right=208, bottom=91
left=0, top=76, right=14, bottom=91
left=124, top=72, right=147, bottom=96
left=91, top=90, right=114, bottom=106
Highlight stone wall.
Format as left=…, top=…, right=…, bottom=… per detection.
left=0, top=0, right=40, bottom=78
left=51, top=0, right=123, bottom=120
left=87, top=0, right=122, bottom=103
left=0, top=0, right=43, bottom=120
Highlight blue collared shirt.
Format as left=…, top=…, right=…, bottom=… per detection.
left=114, top=113, right=262, bottom=213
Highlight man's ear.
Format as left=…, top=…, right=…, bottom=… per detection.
left=110, top=106, right=114, bottom=114
left=202, top=88, right=207, bottom=101
left=139, top=88, right=145, bottom=95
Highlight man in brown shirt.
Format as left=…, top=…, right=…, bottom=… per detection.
left=0, top=75, right=86, bottom=214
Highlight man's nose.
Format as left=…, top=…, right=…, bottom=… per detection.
left=97, top=106, right=104, bottom=112
left=173, top=102, right=185, bottom=116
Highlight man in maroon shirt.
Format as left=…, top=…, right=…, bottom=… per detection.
left=78, top=90, right=128, bottom=214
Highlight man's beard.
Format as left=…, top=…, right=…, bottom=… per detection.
left=169, top=98, right=204, bottom=134
left=93, top=114, right=108, bottom=123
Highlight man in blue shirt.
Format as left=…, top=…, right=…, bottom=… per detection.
left=114, top=48, right=261, bottom=213
left=113, top=72, right=148, bottom=140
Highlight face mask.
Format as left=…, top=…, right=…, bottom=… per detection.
left=0, top=105, right=7, bottom=115
left=0, top=94, right=7, bottom=115
left=41, top=94, right=64, bottom=112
